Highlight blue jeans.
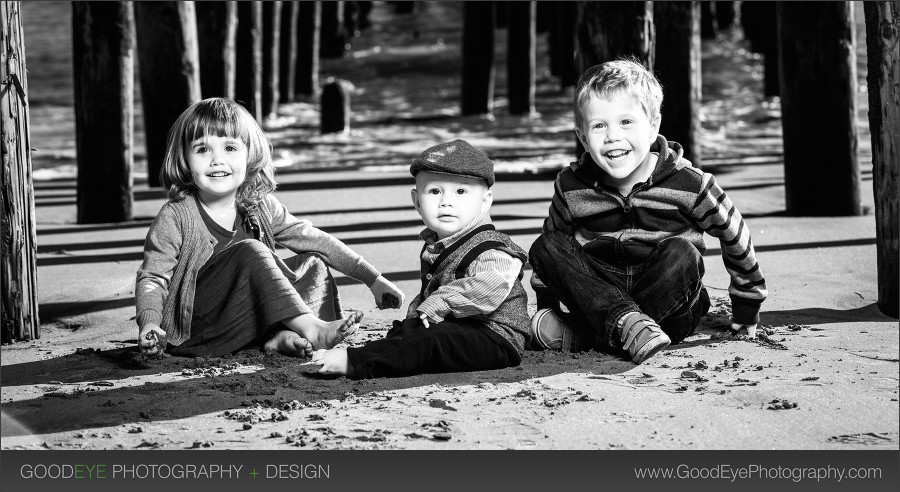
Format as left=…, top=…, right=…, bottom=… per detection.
left=529, top=231, right=710, bottom=351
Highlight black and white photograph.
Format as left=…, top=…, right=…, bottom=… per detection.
left=1, top=0, right=898, bottom=490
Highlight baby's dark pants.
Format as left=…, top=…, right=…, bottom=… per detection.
left=346, top=317, right=520, bottom=380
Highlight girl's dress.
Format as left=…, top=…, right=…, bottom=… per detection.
left=136, top=194, right=380, bottom=357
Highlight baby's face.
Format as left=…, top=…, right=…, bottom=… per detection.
left=411, top=171, right=492, bottom=240
left=575, top=91, right=660, bottom=189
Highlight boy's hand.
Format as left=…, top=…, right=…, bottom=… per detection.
left=138, top=324, right=166, bottom=355
left=370, top=276, right=405, bottom=309
left=419, top=313, right=431, bottom=329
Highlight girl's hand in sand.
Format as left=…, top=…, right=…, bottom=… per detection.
left=369, top=275, right=405, bottom=309
left=138, top=324, right=166, bottom=355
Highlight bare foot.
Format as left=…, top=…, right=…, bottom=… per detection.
left=263, top=330, right=312, bottom=358
left=311, top=311, right=364, bottom=350
left=310, top=348, right=351, bottom=376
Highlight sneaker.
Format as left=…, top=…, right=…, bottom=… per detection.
left=619, top=312, right=671, bottom=364
left=531, top=308, right=568, bottom=350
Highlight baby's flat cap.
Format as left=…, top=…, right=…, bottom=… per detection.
left=410, top=139, right=495, bottom=187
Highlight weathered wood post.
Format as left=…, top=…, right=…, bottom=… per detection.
left=700, top=1, right=716, bottom=39
left=778, top=2, right=860, bottom=216
left=461, top=1, right=496, bottom=115
left=295, top=1, right=321, bottom=98
left=864, top=1, right=899, bottom=318
left=495, top=1, right=509, bottom=29
left=195, top=1, right=237, bottom=99
left=320, top=78, right=350, bottom=134
left=741, top=1, right=779, bottom=98
left=134, top=1, right=202, bottom=187
left=1, top=1, right=39, bottom=342
left=759, top=2, right=779, bottom=99
left=262, top=1, right=282, bottom=119
left=535, top=1, right=553, bottom=34
left=320, top=1, right=346, bottom=58
left=72, top=1, right=135, bottom=224
left=356, top=0, right=373, bottom=31
left=576, top=2, right=654, bottom=73
left=714, top=0, right=735, bottom=33
left=507, top=1, right=536, bottom=116
left=343, top=0, right=360, bottom=39
left=547, top=1, right=560, bottom=76
left=654, top=1, right=702, bottom=167
left=392, top=1, right=415, bottom=15
left=549, top=1, right=577, bottom=89
left=279, top=0, right=299, bottom=103
left=236, top=1, right=263, bottom=120
left=741, top=1, right=760, bottom=49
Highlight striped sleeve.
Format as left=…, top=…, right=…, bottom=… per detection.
left=416, top=250, right=523, bottom=323
left=543, top=175, right=576, bottom=235
left=691, top=174, right=767, bottom=324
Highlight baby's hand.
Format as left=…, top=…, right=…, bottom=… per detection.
left=138, top=324, right=166, bottom=355
left=730, top=322, right=757, bottom=338
left=370, top=276, right=405, bottom=309
left=419, top=313, right=431, bottom=329
left=405, top=301, right=420, bottom=319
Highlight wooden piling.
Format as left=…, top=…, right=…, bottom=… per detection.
left=72, top=1, right=135, bottom=224
left=507, top=1, right=536, bottom=116
left=196, top=1, right=237, bottom=99
left=778, top=2, right=861, bottom=216
left=320, top=78, right=350, bottom=134
left=0, top=1, right=39, bottom=342
left=864, top=1, right=899, bottom=318
left=134, top=1, right=201, bottom=187
left=295, top=1, right=321, bottom=98
left=461, top=1, right=496, bottom=115
left=655, top=1, right=702, bottom=167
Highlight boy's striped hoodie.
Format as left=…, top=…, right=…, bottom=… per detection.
left=544, top=135, right=767, bottom=324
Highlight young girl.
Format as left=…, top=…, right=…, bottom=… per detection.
left=135, top=98, right=404, bottom=358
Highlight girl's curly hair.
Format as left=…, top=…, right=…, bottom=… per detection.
left=160, top=98, right=276, bottom=211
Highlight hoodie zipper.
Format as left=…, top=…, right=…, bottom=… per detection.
left=598, top=182, right=652, bottom=258
left=622, top=181, right=651, bottom=214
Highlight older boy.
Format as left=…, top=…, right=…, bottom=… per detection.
left=529, top=59, right=767, bottom=364
left=307, top=139, right=530, bottom=378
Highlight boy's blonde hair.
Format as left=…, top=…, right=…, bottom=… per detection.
left=574, top=58, right=663, bottom=130
left=161, top=97, right=276, bottom=211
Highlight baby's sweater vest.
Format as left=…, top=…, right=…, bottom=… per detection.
left=419, top=224, right=531, bottom=355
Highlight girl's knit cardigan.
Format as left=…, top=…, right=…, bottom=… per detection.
left=136, top=194, right=381, bottom=345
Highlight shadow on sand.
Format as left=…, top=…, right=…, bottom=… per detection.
left=762, top=302, right=896, bottom=326
left=6, top=298, right=838, bottom=437
left=1, top=344, right=637, bottom=437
